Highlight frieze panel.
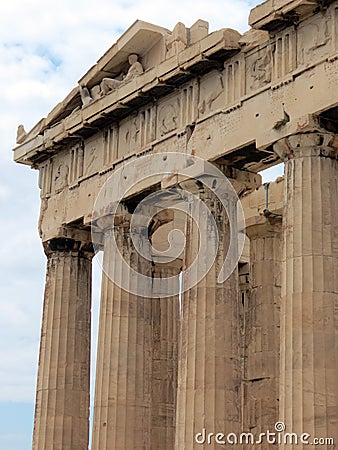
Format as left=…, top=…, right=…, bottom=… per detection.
left=48, top=150, right=72, bottom=195
left=245, top=45, right=272, bottom=93
left=297, top=10, right=333, bottom=66
left=157, top=95, right=179, bottom=137
left=118, top=116, right=141, bottom=158
left=53, top=162, right=69, bottom=194
left=83, top=133, right=104, bottom=178
left=198, top=70, right=225, bottom=117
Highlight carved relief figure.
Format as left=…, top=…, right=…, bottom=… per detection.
left=84, top=146, right=96, bottom=176
left=198, top=73, right=224, bottom=115
left=78, top=84, right=102, bottom=108
left=250, top=47, right=271, bottom=90
left=158, top=102, right=178, bottom=136
left=100, top=54, right=144, bottom=95
left=90, top=85, right=102, bottom=101
left=79, top=85, right=93, bottom=106
left=54, top=163, right=69, bottom=192
left=308, top=19, right=330, bottom=52
left=125, top=119, right=140, bottom=149
left=297, top=14, right=332, bottom=65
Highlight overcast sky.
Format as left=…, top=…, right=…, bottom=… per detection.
left=0, top=1, right=283, bottom=449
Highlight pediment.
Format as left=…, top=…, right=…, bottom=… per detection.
left=15, top=17, right=243, bottom=155
left=80, top=20, right=171, bottom=87
left=42, top=20, right=171, bottom=129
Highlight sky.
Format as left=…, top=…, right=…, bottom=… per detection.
left=0, top=1, right=283, bottom=449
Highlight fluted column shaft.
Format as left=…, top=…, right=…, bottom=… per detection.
left=151, top=259, right=181, bottom=449
left=175, top=186, right=241, bottom=449
left=91, top=214, right=153, bottom=450
left=274, top=132, right=338, bottom=448
left=244, top=218, right=282, bottom=447
left=33, top=237, right=94, bottom=450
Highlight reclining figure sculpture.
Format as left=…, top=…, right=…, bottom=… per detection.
left=79, top=53, right=144, bottom=107
left=100, top=53, right=143, bottom=94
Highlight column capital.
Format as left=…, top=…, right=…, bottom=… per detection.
left=273, top=132, right=338, bottom=161
left=178, top=167, right=262, bottom=197
left=43, top=237, right=94, bottom=259
left=95, top=210, right=151, bottom=241
left=216, top=165, right=262, bottom=196
left=246, top=215, right=282, bottom=239
left=94, top=209, right=131, bottom=232
left=92, top=201, right=131, bottom=231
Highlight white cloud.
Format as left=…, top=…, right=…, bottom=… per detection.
left=0, top=185, right=9, bottom=200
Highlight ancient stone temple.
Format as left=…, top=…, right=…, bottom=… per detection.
left=13, top=0, right=337, bottom=448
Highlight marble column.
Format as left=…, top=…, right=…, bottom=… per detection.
left=151, top=257, right=181, bottom=449
left=244, top=217, right=282, bottom=447
left=175, top=184, right=241, bottom=449
left=274, top=132, right=338, bottom=448
left=91, top=213, right=153, bottom=450
left=32, top=236, right=94, bottom=450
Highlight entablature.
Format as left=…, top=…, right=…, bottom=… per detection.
left=14, top=24, right=241, bottom=165
left=13, top=1, right=338, bottom=173
left=249, top=0, right=336, bottom=32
